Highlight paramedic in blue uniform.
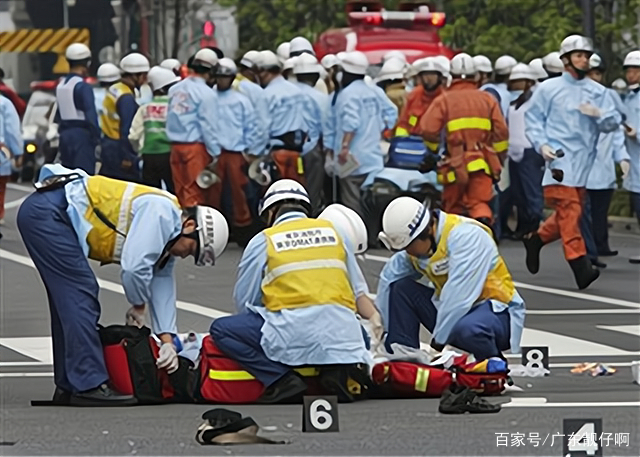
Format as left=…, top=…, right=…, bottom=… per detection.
left=210, top=179, right=373, bottom=404
left=17, top=164, right=229, bottom=406
left=55, top=43, right=100, bottom=174
left=376, top=196, right=526, bottom=361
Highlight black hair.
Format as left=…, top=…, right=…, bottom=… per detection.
left=0, top=67, right=5, bottom=79
left=296, top=73, right=319, bottom=86
left=68, top=58, right=91, bottom=68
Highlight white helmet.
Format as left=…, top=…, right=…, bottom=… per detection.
left=147, top=66, right=180, bottom=91
left=160, top=58, right=181, bottom=72
left=508, top=63, right=536, bottom=81
left=120, top=53, right=150, bottom=74
left=276, top=42, right=291, bottom=64
left=341, top=51, right=369, bottom=75
left=383, top=50, right=407, bottom=64
left=258, top=179, right=311, bottom=216
left=378, top=196, right=431, bottom=251
left=542, top=51, right=564, bottom=74
left=96, top=63, right=121, bottom=83
left=612, top=78, right=627, bottom=93
left=193, top=48, right=218, bottom=68
left=240, top=50, right=260, bottom=68
left=192, top=206, right=229, bottom=267
left=414, top=57, right=447, bottom=76
left=433, top=55, right=451, bottom=78
left=336, top=51, right=347, bottom=61
left=258, top=50, right=281, bottom=70
left=589, top=53, right=604, bottom=70
left=623, top=50, right=640, bottom=68
left=289, top=36, right=314, bottom=56
left=65, top=43, right=91, bottom=61
left=283, top=56, right=298, bottom=72
left=473, top=55, right=492, bottom=73
left=559, top=35, right=593, bottom=57
left=318, top=204, right=368, bottom=254
left=528, top=58, right=548, bottom=80
left=216, top=57, right=237, bottom=76
left=375, top=57, right=406, bottom=82
left=494, top=55, right=517, bottom=75
left=450, top=53, right=476, bottom=78
left=294, top=53, right=321, bottom=75
left=321, top=54, right=339, bottom=70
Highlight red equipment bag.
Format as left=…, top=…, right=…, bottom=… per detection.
left=198, top=335, right=326, bottom=404
left=371, top=357, right=510, bottom=398
left=99, top=325, right=195, bottom=404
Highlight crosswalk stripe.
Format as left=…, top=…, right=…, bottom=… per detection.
left=596, top=325, right=640, bottom=338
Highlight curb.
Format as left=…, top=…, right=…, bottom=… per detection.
left=608, top=216, right=640, bottom=236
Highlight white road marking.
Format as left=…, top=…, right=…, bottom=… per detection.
left=0, top=361, right=51, bottom=367
left=6, top=183, right=32, bottom=192
left=363, top=253, right=640, bottom=310
left=528, top=309, right=640, bottom=315
left=0, top=337, right=53, bottom=364
left=596, top=325, right=640, bottom=337
left=502, top=401, right=640, bottom=408
left=0, top=372, right=53, bottom=378
left=4, top=195, right=26, bottom=209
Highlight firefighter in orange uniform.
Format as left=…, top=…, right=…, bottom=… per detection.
left=419, top=53, right=508, bottom=230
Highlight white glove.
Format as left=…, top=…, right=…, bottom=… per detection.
left=578, top=103, right=601, bottom=118
left=368, top=312, right=384, bottom=346
left=540, top=144, right=557, bottom=161
left=125, top=306, right=146, bottom=328
left=157, top=342, right=179, bottom=374
left=620, top=160, right=631, bottom=179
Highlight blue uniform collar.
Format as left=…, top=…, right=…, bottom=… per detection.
left=562, top=71, right=586, bottom=85
left=273, top=211, right=306, bottom=225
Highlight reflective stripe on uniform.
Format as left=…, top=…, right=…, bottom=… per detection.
left=395, top=126, right=410, bottom=137
left=425, top=140, right=439, bottom=151
left=492, top=140, right=508, bottom=153
left=113, top=183, right=136, bottom=262
left=209, top=366, right=319, bottom=381
left=409, top=115, right=418, bottom=126
left=446, top=117, right=491, bottom=132
left=261, top=258, right=348, bottom=288
left=437, top=158, right=491, bottom=184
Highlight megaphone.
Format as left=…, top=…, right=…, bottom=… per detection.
left=196, top=169, right=220, bottom=189
left=248, top=157, right=272, bottom=187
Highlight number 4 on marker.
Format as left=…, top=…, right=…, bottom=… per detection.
left=568, top=423, right=599, bottom=456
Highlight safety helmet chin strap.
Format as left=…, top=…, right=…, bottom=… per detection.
left=155, top=220, right=199, bottom=270
left=567, top=52, right=589, bottom=80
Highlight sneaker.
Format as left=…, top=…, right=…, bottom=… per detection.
left=257, top=372, right=307, bottom=404
left=69, top=383, right=137, bottom=407
left=438, top=385, right=501, bottom=414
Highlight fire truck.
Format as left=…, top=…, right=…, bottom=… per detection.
left=313, top=0, right=455, bottom=71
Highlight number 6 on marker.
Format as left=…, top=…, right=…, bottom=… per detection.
left=303, top=396, right=339, bottom=432
left=310, top=399, right=332, bottom=430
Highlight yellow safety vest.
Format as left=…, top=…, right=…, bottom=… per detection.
left=409, top=213, right=515, bottom=304
left=100, top=82, right=134, bottom=140
left=83, top=175, right=180, bottom=264
left=261, top=218, right=357, bottom=313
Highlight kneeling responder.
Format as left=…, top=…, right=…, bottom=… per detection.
left=376, top=196, right=525, bottom=362
left=17, top=164, right=229, bottom=406
left=420, top=53, right=509, bottom=233
left=210, top=179, right=372, bottom=403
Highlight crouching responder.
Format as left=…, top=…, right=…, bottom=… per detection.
left=100, top=53, right=150, bottom=182
left=420, top=53, right=508, bottom=233
left=128, top=66, right=180, bottom=192
left=376, top=196, right=526, bottom=362
left=17, top=164, right=229, bottom=406
left=210, top=179, right=372, bottom=403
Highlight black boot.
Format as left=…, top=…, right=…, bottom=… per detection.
left=257, top=372, right=307, bottom=404
left=523, top=232, right=544, bottom=274
left=568, top=256, right=600, bottom=290
left=69, top=383, right=137, bottom=407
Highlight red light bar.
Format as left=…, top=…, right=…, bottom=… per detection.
left=348, top=11, right=446, bottom=27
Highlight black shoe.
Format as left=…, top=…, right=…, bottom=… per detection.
left=257, top=372, right=307, bottom=404
left=590, top=258, right=607, bottom=269
left=598, top=249, right=618, bottom=257
left=630, top=256, right=640, bottom=264
left=568, top=256, right=600, bottom=290
left=438, top=384, right=501, bottom=414
left=53, top=387, right=71, bottom=405
left=523, top=232, right=544, bottom=274
left=69, top=383, right=137, bottom=407
left=318, top=365, right=361, bottom=403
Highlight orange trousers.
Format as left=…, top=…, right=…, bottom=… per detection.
left=170, top=143, right=211, bottom=208
left=441, top=171, right=493, bottom=221
left=209, top=151, right=252, bottom=227
left=0, top=175, right=9, bottom=220
left=537, top=185, right=586, bottom=260
left=271, top=149, right=306, bottom=185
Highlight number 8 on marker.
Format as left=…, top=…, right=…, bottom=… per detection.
left=310, top=399, right=333, bottom=430
left=526, top=349, right=544, bottom=369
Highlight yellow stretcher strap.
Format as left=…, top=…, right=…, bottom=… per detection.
left=414, top=367, right=430, bottom=392
left=209, top=366, right=319, bottom=381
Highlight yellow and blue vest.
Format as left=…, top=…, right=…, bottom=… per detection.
left=261, top=218, right=356, bottom=312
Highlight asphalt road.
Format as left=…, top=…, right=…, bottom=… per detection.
left=1, top=182, right=639, bottom=456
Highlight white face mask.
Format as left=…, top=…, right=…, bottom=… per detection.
left=336, top=71, right=344, bottom=85
left=287, top=74, right=297, bottom=82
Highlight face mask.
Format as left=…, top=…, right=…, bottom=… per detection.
left=510, top=89, right=523, bottom=100
left=336, top=71, right=343, bottom=84
left=405, top=80, right=415, bottom=92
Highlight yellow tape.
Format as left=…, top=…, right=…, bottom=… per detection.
left=414, top=367, right=430, bottom=392
left=409, top=115, right=418, bottom=127
left=447, top=117, right=491, bottom=132
left=492, top=141, right=508, bottom=153
left=297, top=156, right=304, bottom=175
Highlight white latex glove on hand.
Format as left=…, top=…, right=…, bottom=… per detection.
left=620, top=160, right=631, bottom=179
left=578, top=103, right=601, bottom=118
left=540, top=144, right=557, bottom=161
left=368, top=312, right=384, bottom=345
left=125, top=306, right=146, bottom=328
left=157, top=342, right=179, bottom=374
